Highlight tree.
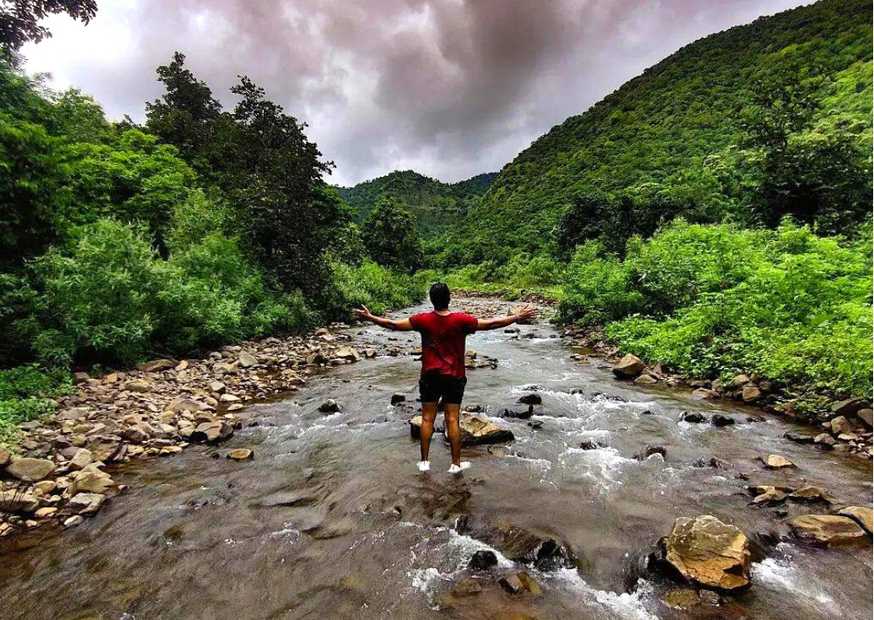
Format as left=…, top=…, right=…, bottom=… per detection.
left=145, top=54, right=338, bottom=294
left=144, top=51, right=222, bottom=174
left=0, top=0, right=97, bottom=55
left=556, top=193, right=687, bottom=258
left=740, top=66, right=871, bottom=233
left=362, top=197, right=423, bottom=273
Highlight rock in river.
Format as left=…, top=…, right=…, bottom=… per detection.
left=661, top=515, right=751, bottom=591
left=468, top=550, right=498, bottom=570
left=711, top=414, right=735, bottom=427
left=836, top=506, right=873, bottom=534
left=760, top=454, right=795, bottom=469
left=318, top=399, right=340, bottom=413
left=5, top=457, right=55, bottom=482
left=227, top=448, right=253, bottom=461
left=517, top=393, right=542, bottom=406
left=788, top=514, right=867, bottom=545
left=612, top=354, right=645, bottom=378
left=0, top=490, right=39, bottom=513
left=679, top=411, right=707, bottom=424
left=458, top=415, right=514, bottom=446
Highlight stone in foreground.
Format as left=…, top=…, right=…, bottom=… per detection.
left=5, top=457, right=55, bottom=482
left=0, top=490, right=39, bottom=513
left=227, top=448, right=253, bottom=461
left=458, top=414, right=514, bottom=445
left=788, top=514, right=867, bottom=545
left=468, top=549, right=498, bottom=570
left=662, top=515, right=751, bottom=591
left=836, top=506, right=873, bottom=534
left=760, top=454, right=795, bottom=469
left=612, top=354, right=645, bottom=378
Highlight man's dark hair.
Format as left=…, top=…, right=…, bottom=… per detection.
left=429, top=282, right=450, bottom=310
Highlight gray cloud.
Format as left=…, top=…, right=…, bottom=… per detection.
left=23, top=0, right=809, bottom=185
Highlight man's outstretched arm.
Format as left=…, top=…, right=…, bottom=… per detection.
left=354, top=305, right=414, bottom=331
left=476, top=305, right=537, bottom=331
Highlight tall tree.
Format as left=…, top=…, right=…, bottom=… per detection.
left=362, top=197, right=423, bottom=273
left=0, top=0, right=97, bottom=56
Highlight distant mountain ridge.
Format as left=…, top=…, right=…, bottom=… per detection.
left=447, top=0, right=872, bottom=263
left=335, top=170, right=497, bottom=235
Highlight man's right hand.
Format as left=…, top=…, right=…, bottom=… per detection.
left=353, top=305, right=373, bottom=321
left=513, top=305, right=537, bottom=323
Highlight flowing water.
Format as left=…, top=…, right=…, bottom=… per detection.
left=1, top=299, right=871, bottom=619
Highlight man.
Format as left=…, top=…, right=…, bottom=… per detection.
left=354, top=283, right=537, bottom=474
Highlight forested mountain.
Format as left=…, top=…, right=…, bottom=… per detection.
left=336, top=170, right=496, bottom=235
left=443, top=0, right=871, bottom=265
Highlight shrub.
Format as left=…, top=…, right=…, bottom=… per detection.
left=0, top=364, right=72, bottom=446
left=34, top=218, right=162, bottom=365
left=579, top=220, right=873, bottom=397
left=326, top=259, right=425, bottom=318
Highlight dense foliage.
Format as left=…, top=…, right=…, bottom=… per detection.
left=1, top=0, right=97, bottom=55
left=361, top=197, right=424, bottom=273
left=560, top=220, right=872, bottom=398
left=336, top=170, right=496, bottom=236
left=439, top=0, right=871, bottom=266
left=0, top=56, right=424, bottom=441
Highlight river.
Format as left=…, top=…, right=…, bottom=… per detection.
left=0, top=298, right=871, bottom=619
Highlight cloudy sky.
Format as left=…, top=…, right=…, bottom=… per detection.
left=23, top=0, right=808, bottom=186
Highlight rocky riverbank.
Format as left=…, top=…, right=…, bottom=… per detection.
left=561, top=325, right=873, bottom=461
left=0, top=322, right=410, bottom=539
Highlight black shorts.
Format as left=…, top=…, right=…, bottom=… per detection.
left=419, top=372, right=467, bottom=404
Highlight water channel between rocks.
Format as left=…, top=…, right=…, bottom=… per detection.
left=1, top=299, right=871, bottom=620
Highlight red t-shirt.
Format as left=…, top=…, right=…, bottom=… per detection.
left=409, top=311, right=478, bottom=378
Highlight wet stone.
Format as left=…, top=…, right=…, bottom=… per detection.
left=468, top=550, right=498, bottom=570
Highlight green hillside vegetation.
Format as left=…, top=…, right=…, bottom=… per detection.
left=0, top=56, right=424, bottom=443
left=435, top=0, right=871, bottom=268
left=430, top=0, right=872, bottom=405
left=336, top=170, right=496, bottom=235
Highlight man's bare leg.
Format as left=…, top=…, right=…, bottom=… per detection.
left=418, top=402, right=438, bottom=469
left=445, top=404, right=471, bottom=474
left=444, top=405, right=462, bottom=466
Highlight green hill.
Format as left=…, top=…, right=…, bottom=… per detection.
left=336, top=170, right=497, bottom=235
left=449, top=0, right=871, bottom=264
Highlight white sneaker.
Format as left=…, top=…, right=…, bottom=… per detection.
left=417, top=461, right=430, bottom=472
left=447, top=461, right=471, bottom=474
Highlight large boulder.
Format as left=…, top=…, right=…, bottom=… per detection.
left=473, top=522, right=575, bottom=571
left=458, top=415, right=514, bottom=446
left=5, top=457, right=55, bottom=482
left=836, top=506, right=873, bottom=534
left=788, top=514, right=867, bottom=545
left=760, top=454, right=795, bottom=469
left=123, top=379, right=152, bottom=393
left=333, top=346, right=361, bottom=362
left=137, top=358, right=176, bottom=372
left=830, top=416, right=852, bottom=436
left=612, top=354, right=645, bottom=378
left=830, top=398, right=869, bottom=418
left=238, top=351, right=258, bottom=368
left=661, top=515, right=751, bottom=591
left=190, top=420, right=234, bottom=443
left=741, top=385, right=762, bottom=403
left=0, top=490, right=39, bottom=513
left=69, top=469, right=114, bottom=495
left=855, top=408, right=872, bottom=429
left=68, top=492, right=106, bottom=515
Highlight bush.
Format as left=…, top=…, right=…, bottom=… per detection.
left=156, top=233, right=316, bottom=350
left=564, top=220, right=873, bottom=398
left=559, top=241, right=643, bottom=325
left=326, top=259, right=425, bottom=318
left=34, top=218, right=163, bottom=365
left=0, top=364, right=71, bottom=446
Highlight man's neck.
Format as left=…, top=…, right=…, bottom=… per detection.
left=434, top=308, right=451, bottom=316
